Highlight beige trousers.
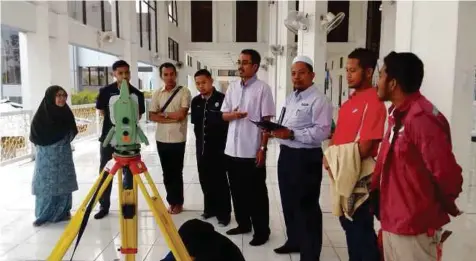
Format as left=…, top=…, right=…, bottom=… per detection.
left=383, top=231, right=439, bottom=261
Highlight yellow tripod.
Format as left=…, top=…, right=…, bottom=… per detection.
left=47, top=153, right=192, bottom=261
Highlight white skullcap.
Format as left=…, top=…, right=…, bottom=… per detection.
left=292, top=55, right=313, bottom=67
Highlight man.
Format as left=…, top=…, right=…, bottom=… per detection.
left=324, top=48, right=385, bottom=261
left=221, top=49, right=275, bottom=246
left=94, top=60, right=145, bottom=219
left=373, top=51, right=463, bottom=261
left=149, top=62, right=192, bottom=215
left=191, top=69, right=231, bottom=226
left=271, top=56, right=333, bottom=261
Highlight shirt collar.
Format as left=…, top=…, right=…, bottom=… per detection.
left=201, top=87, right=216, bottom=100
left=241, top=75, right=257, bottom=87
left=389, top=91, right=422, bottom=119
left=294, top=84, right=315, bottom=99
left=160, top=85, right=178, bottom=92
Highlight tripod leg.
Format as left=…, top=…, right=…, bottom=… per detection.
left=47, top=169, right=115, bottom=261
left=134, top=171, right=192, bottom=261
left=118, top=167, right=138, bottom=261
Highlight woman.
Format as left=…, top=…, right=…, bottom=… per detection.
left=161, top=219, right=246, bottom=261
left=30, top=85, right=79, bottom=227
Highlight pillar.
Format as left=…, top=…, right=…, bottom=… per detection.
left=297, top=0, right=327, bottom=93
left=275, top=0, right=295, bottom=114
left=393, top=1, right=476, bottom=205
left=19, top=2, right=51, bottom=110
left=49, top=1, right=72, bottom=101
left=117, top=0, right=139, bottom=88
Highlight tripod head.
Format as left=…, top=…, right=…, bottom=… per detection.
left=103, top=80, right=149, bottom=156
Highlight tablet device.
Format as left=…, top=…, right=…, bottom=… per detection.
left=249, top=120, right=286, bottom=131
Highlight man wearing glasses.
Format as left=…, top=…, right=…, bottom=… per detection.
left=221, top=49, right=276, bottom=246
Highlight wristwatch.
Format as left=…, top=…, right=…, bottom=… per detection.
left=260, top=146, right=267, bottom=152
left=289, top=130, right=295, bottom=140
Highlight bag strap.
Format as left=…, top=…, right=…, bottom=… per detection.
left=160, top=86, right=183, bottom=113
left=355, top=103, right=369, bottom=142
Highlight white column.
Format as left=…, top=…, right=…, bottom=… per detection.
left=275, top=0, right=295, bottom=114
left=297, top=0, right=327, bottom=93
left=393, top=1, right=476, bottom=206
left=117, top=0, right=139, bottom=88
left=378, top=2, right=396, bottom=60
left=19, top=2, right=51, bottom=110
left=49, top=1, right=72, bottom=101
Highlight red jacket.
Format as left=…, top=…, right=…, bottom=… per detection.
left=372, top=92, right=463, bottom=235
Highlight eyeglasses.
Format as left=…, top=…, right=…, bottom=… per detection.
left=236, top=60, right=253, bottom=66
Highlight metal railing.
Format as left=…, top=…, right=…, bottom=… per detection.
left=0, top=100, right=151, bottom=165
left=0, top=110, right=34, bottom=166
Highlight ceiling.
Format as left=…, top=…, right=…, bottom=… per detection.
left=186, top=51, right=239, bottom=69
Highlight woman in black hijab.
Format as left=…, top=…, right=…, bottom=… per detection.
left=161, top=219, right=246, bottom=261
left=30, top=85, right=79, bottom=226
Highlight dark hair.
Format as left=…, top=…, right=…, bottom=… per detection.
left=240, top=49, right=261, bottom=66
left=112, top=60, right=130, bottom=71
left=383, top=51, right=424, bottom=94
left=159, top=62, right=177, bottom=75
left=348, top=48, right=377, bottom=71
left=194, top=69, right=212, bottom=78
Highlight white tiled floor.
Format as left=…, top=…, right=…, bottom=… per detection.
left=0, top=123, right=475, bottom=260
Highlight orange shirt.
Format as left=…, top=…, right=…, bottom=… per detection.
left=331, top=87, right=386, bottom=157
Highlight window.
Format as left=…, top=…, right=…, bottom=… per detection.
left=236, top=1, right=257, bottom=42
left=115, top=1, right=120, bottom=37
left=80, top=67, right=113, bottom=87
left=1, top=27, right=21, bottom=85
left=137, top=0, right=158, bottom=51
left=191, top=1, right=213, bottom=42
left=327, top=0, right=350, bottom=43
left=294, top=1, right=299, bottom=43
left=340, top=57, right=343, bottom=68
left=67, top=0, right=86, bottom=24
left=168, top=1, right=178, bottom=26
left=197, top=61, right=201, bottom=70
left=187, top=55, right=193, bottom=67
left=204, top=66, right=208, bottom=71
left=168, top=38, right=179, bottom=61
left=366, top=0, right=382, bottom=57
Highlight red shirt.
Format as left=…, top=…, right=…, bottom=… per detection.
left=372, top=92, right=463, bottom=235
left=332, top=87, right=387, bottom=157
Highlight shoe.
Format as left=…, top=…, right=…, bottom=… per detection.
left=94, top=209, right=109, bottom=219
left=226, top=227, right=251, bottom=235
left=201, top=212, right=215, bottom=219
left=274, top=244, right=300, bottom=254
left=217, top=217, right=230, bottom=227
left=171, top=205, right=183, bottom=215
left=249, top=235, right=269, bottom=246
left=32, top=219, right=46, bottom=227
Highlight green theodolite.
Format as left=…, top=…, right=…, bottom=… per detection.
left=103, top=79, right=149, bottom=155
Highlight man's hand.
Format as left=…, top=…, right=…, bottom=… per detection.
left=223, top=108, right=248, bottom=122
left=323, top=156, right=333, bottom=180
left=256, top=147, right=266, bottom=167
left=270, top=128, right=292, bottom=140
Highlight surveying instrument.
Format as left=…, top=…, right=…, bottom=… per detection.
left=47, top=80, right=192, bottom=261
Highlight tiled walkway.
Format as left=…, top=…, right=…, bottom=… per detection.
left=0, top=123, right=475, bottom=260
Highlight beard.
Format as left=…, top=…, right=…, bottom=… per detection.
left=377, top=85, right=390, bottom=101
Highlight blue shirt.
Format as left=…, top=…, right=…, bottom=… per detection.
left=278, top=84, right=333, bottom=149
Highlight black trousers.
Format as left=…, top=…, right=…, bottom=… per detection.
left=98, top=144, right=115, bottom=211
left=156, top=141, right=186, bottom=206
left=278, top=145, right=323, bottom=261
left=339, top=201, right=380, bottom=261
left=227, top=156, right=270, bottom=237
left=197, top=151, right=231, bottom=220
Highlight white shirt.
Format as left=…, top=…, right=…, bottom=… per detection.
left=221, top=76, right=276, bottom=158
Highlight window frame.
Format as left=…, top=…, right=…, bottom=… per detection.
left=168, top=0, right=178, bottom=26
left=168, top=38, right=179, bottom=61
